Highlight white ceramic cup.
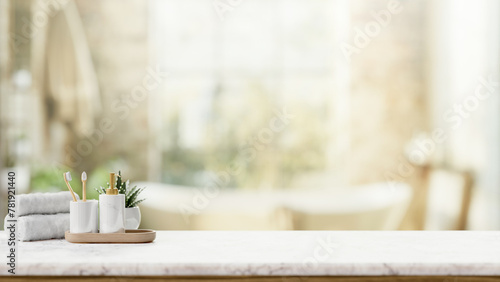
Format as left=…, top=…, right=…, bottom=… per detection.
left=99, top=194, right=125, bottom=233
left=125, top=206, right=141, bottom=229
left=70, top=200, right=98, bottom=233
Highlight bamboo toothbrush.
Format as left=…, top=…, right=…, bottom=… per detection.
left=81, top=171, right=87, bottom=202
left=63, top=172, right=78, bottom=202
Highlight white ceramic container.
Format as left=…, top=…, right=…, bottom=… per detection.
left=99, top=194, right=125, bottom=233
left=125, top=206, right=141, bottom=229
left=70, top=200, right=98, bottom=233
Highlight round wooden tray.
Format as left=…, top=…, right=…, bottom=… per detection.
left=65, top=229, right=156, bottom=243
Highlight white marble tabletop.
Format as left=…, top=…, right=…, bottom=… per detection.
left=1, top=231, right=500, bottom=276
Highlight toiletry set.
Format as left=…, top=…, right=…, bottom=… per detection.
left=64, top=171, right=125, bottom=234
left=3, top=172, right=154, bottom=243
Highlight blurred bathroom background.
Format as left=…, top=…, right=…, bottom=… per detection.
left=1, top=0, right=499, bottom=230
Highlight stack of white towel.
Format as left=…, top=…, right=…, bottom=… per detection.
left=3, top=191, right=79, bottom=241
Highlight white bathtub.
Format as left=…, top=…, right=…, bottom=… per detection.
left=135, top=182, right=412, bottom=230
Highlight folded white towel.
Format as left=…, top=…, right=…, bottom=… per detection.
left=16, top=191, right=79, bottom=217
left=4, top=213, right=70, bottom=241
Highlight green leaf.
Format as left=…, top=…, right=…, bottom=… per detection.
left=125, top=186, right=139, bottom=204
left=120, top=179, right=129, bottom=194
left=128, top=198, right=145, bottom=208
left=95, top=186, right=106, bottom=195
left=126, top=187, right=143, bottom=207
left=126, top=186, right=146, bottom=208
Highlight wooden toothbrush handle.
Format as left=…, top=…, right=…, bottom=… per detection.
left=66, top=180, right=78, bottom=202
left=83, top=182, right=87, bottom=201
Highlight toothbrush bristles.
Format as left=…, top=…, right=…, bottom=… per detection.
left=63, top=172, right=77, bottom=202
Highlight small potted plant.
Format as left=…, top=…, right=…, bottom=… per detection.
left=96, top=171, right=146, bottom=229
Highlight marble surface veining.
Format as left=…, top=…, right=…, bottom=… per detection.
left=1, top=231, right=500, bottom=276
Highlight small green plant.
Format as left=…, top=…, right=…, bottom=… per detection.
left=95, top=171, right=146, bottom=208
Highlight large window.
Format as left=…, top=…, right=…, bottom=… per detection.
left=149, top=0, right=350, bottom=189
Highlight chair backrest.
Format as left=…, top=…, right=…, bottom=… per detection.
left=424, top=169, right=473, bottom=230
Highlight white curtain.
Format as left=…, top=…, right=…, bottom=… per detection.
left=428, top=0, right=500, bottom=229
left=32, top=0, right=101, bottom=162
